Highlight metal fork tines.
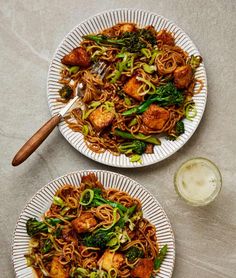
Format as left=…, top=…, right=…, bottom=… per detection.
left=60, top=62, right=107, bottom=116
left=91, top=61, right=107, bottom=78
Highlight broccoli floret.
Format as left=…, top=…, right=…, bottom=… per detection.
left=59, top=84, right=73, bottom=99
left=83, top=29, right=156, bottom=53
left=138, top=28, right=156, bottom=46
left=175, top=121, right=185, bottom=136
left=123, top=83, right=184, bottom=116
left=83, top=228, right=114, bottom=249
left=26, top=218, right=66, bottom=237
left=153, top=83, right=185, bottom=107
left=26, top=218, right=48, bottom=236
left=125, top=246, right=144, bottom=262
left=188, top=55, right=202, bottom=71
left=118, top=140, right=147, bottom=155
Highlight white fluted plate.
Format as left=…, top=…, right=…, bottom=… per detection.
left=12, top=170, right=175, bottom=278
left=47, top=9, right=207, bottom=167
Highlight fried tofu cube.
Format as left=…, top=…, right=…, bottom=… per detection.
left=123, top=76, right=142, bottom=101
left=89, top=106, right=115, bottom=131
left=156, top=30, right=175, bottom=46
left=62, top=227, right=78, bottom=245
left=50, top=257, right=69, bottom=278
left=174, top=65, right=193, bottom=89
left=119, top=23, right=136, bottom=33
left=72, top=212, right=97, bottom=233
left=131, top=258, right=154, bottom=278
left=98, top=250, right=124, bottom=272
left=142, top=104, right=170, bottom=130
left=61, top=47, right=90, bottom=68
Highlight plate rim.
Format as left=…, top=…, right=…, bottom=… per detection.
left=47, top=8, right=207, bottom=168
left=12, top=169, right=175, bottom=277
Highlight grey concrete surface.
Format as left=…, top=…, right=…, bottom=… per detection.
left=1, top=0, right=236, bottom=277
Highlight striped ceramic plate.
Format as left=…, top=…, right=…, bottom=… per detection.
left=47, top=9, right=207, bottom=167
left=12, top=170, right=175, bottom=277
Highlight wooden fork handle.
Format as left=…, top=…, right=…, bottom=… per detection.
left=12, top=114, right=61, bottom=166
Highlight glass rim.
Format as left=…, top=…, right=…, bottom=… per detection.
left=174, top=157, right=222, bottom=206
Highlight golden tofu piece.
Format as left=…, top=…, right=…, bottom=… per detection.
left=174, top=65, right=193, bottom=89
left=62, top=227, right=78, bottom=245
left=61, top=47, right=90, bottom=68
left=142, top=104, right=170, bottom=130
left=123, top=76, right=142, bottom=101
left=72, top=212, right=97, bottom=233
left=89, top=106, right=115, bottom=131
left=131, top=258, right=154, bottom=278
left=50, top=257, right=69, bottom=278
left=119, top=23, right=136, bottom=33
left=98, top=250, right=124, bottom=272
left=156, top=30, right=175, bottom=46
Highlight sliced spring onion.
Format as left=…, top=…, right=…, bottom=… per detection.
left=136, top=76, right=156, bottom=94
left=101, top=208, right=119, bottom=230
left=82, top=125, right=89, bottom=136
left=141, top=48, right=151, bottom=58
left=79, top=189, right=94, bottom=206
left=88, top=101, right=101, bottom=108
left=108, top=268, right=118, bottom=278
left=107, top=236, right=119, bottom=247
left=82, top=108, right=96, bottom=120
left=150, top=49, right=162, bottom=64
left=128, top=118, right=138, bottom=127
left=53, top=196, right=65, bottom=207
left=89, top=272, right=97, bottom=278
left=130, top=154, right=142, bottom=163
left=74, top=267, right=89, bottom=277
left=68, top=66, right=79, bottom=74
left=143, top=64, right=157, bottom=74
left=185, top=102, right=197, bottom=120
left=124, top=97, right=131, bottom=106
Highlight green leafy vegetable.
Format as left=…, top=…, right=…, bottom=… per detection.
left=80, top=188, right=127, bottom=213
left=83, top=29, right=156, bottom=53
left=118, top=140, right=147, bottom=155
left=53, top=196, right=65, bottom=207
left=26, top=218, right=49, bottom=236
left=114, top=129, right=161, bottom=145
left=41, top=239, right=52, bottom=254
left=116, top=205, right=137, bottom=228
left=108, top=52, right=136, bottom=83
left=59, top=84, right=73, bottom=99
left=125, top=246, right=144, bottom=262
left=26, top=217, right=70, bottom=237
left=122, top=83, right=184, bottom=116
left=154, top=244, right=168, bottom=270
left=175, top=121, right=185, bottom=136
left=83, top=227, right=115, bottom=249
left=188, top=55, right=202, bottom=71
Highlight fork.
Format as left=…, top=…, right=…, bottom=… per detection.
left=12, top=62, right=106, bottom=166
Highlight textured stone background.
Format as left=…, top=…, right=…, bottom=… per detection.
left=0, top=0, right=236, bottom=277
